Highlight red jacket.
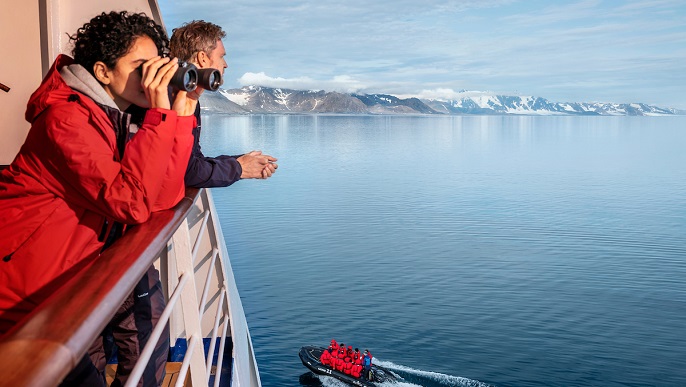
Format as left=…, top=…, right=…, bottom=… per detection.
left=320, top=348, right=332, bottom=366
left=343, top=358, right=353, bottom=375
left=336, top=349, right=346, bottom=371
left=352, top=363, right=362, bottom=378
left=0, top=55, right=195, bottom=334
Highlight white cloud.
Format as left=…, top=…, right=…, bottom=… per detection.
left=237, top=72, right=367, bottom=93
left=400, top=88, right=508, bottom=101
left=413, top=88, right=465, bottom=101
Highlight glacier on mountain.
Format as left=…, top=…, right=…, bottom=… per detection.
left=199, top=86, right=680, bottom=116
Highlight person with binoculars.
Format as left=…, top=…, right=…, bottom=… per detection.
left=0, top=10, right=198, bottom=386
left=169, top=20, right=279, bottom=189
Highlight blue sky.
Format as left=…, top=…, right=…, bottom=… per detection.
left=158, top=0, right=685, bottom=109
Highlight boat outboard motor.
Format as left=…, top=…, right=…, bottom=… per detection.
left=197, top=68, right=222, bottom=91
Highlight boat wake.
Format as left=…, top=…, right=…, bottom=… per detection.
left=373, top=359, right=493, bottom=387
left=300, top=360, right=493, bottom=387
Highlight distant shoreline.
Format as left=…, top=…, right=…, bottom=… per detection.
left=199, top=86, right=682, bottom=116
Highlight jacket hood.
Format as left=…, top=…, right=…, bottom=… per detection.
left=59, top=62, right=118, bottom=110
left=25, top=54, right=119, bottom=123
left=24, top=55, right=134, bottom=155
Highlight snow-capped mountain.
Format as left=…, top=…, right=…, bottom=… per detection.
left=210, top=85, right=367, bottom=113
left=199, top=86, right=679, bottom=116
left=424, top=94, right=677, bottom=116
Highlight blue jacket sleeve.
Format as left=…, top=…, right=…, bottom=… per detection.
left=184, top=103, right=243, bottom=188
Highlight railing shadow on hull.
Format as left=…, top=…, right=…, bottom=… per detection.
left=0, top=187, right=260, bottom=387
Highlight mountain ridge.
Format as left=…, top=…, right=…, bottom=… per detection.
left=198, top=85, right=681, bottom=116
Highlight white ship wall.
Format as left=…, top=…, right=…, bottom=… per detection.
left=0, top=0, right=163, bottom=164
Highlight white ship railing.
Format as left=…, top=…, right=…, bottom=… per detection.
left=0, top=188, right=261, bottom=387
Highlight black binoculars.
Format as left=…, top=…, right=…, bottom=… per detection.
left=171, top=62, right=222, bottom=92
left=137, top=61, right=222, bottom=92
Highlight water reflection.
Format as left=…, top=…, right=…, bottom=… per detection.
left=201, top=114, right=686, bottom=387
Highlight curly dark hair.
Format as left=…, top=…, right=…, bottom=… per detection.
left=170, top=20, right=226, bottom=62
left=70, top=11, right=169, bottom=76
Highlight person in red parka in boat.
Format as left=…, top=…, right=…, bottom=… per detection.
left=343, top=347, right=353, bottom=375
left=336, top=345, right=347, bottom=372
left=320, top=345, right=332, bottom=366
left=352, top=348, right=363, bottom=378
left=330, top=343, right=340, bottom=364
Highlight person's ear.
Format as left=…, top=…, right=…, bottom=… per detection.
left=197, top=51, right=210, bottom=68
left=93, top=61, right=111, bottom=85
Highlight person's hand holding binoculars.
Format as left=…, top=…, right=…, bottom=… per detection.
left=138, top=56, right=222, bottom=116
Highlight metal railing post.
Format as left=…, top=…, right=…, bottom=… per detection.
left=176, top=335, right=200, bottom=387
left=213, top=293, right=231, bottom=387
left=125, top=272, right=191, bottom=387
left=169, top=218, right=208, bottom=386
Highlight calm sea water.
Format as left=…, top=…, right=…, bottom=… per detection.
left=200, top=114, right=686, bottom=387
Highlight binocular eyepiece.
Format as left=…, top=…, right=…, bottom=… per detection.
left=197, top=68, right=223, bottom=92
left=137, top=60, right=222, bottom=92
